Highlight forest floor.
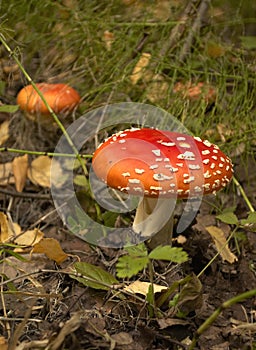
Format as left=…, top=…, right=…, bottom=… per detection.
left=0, top=1, right=256, bottom=349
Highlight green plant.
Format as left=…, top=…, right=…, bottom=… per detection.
left=115, top=242, right=188, bottom=278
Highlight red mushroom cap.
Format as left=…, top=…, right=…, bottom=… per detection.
left=92, top=128, right=233, bottom=198
left=17, top=83, right=81, bottom=115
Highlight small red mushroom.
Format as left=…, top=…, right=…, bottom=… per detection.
left=92, top=128, right=233, bottom=247
left=17, top=83, right=81, bottom=124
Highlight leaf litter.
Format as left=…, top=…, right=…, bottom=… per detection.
left=0, top=1, right=256, bottom=349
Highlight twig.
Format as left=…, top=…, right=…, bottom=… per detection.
left=8, top=302, right=35, bottom=350
left=0, top=188, right=51, bottom=200
left=232, top=176, right=255, bottom=213
left=0, top=147, right=92, bottom=158
left=0, top=274, right=11, bottom=339
left=179, top=0, right=210, bottom=62
left=188, top=289, right=256, bottom=350
left=0, top=316, right=42, bottom=322
left=160, top=0, right=199, bottom=57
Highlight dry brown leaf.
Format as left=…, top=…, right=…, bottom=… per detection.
left=32, top=237, right=68, bottom=264
left=145, top=73, right=169, bottom=102
left=0, top=336, right=8, bottom=350
left=216, top=123, right=233, bottom=143
left=103, top=30, right=115, bottom=51
left=14, top=228, right=44, bottom=247
left=27, top=155, right=51, bottom=188
left=50, top=158, right=70, bottom=188
left=0, top=212, right=10, bottom=243
left=230, top=142, right=246, bottom=157
left=0, top=212, right=21, bottom=242
left=158, top=318, right=189, bottom=329
left=0, top=162, right=15, bottom=186
left=111, top=332, right=133, bottom=345
left=124, top=280, right=167, bottom=296
left=206, top=42, right=225, bottom=58
left=130, top=53, right=151, bottom=85
left=153, top=0, right=171, bottom=21
left=12, top=154, right=28, bottom=192
left=3, top=254, right=50, bottom=280
left=0, top=120, right=10, bottom=146
left=206, top=226, right=238, bottom=263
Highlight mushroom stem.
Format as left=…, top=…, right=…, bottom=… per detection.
left=133, top=197, right=176, bottom=248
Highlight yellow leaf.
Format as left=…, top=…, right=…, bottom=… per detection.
left=153, top=0, right=171, bottom=21
left=32, top=238, right=68, bottom=264
left=206, top=226, right=238, bottom=263
left=50, top=158, right=70, bottom=188
left=206, top=42, right=225, bottom=58
left=130, top=53, right=151, bottom=85
left=103, top=30, right=115, bottom=51
left=0, top=162, right=15, bottom=186
left=145, top=73, right=169, bottom=103
left=12, top=154, right=28, bottom=192
left=27, top=155, right=51, bottom=188
left=124, top=280, right=167, bottom=296
left=0, top=212, right=21, bottom=242
left=0, top=336, right=8, bottom=350
left=14, top=228, right=44, bottom=246
left=0, top=120, right=10, bottom=146
left=217, top=123, right=233, bottom=143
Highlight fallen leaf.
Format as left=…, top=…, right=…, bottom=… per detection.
left=84, top=317, right=106, bottom=337
left=0, top=336, right=8, bottom=350
left=145, top=73, right=169, bottom=103
left=173, top=81, right=216, bottom=103
left=175, top=273, right=203, bottom=315
left=111, top=332, right=133, bottom=345
left=0, top=120, right=10, bottom=145
left=124, top=280, right=167, bottom=296
left=0, top=212, right=21, bottom=242
left=0, top=212, right=11, bottom=242
left=3, top=254, right=50, bottom=280
left=153, top=0, right=171, bottom=21
left=205, top=41, right=225, bottom=58
left=103, top=30, right=115, bottom=51
left=206, top=225, right=238, bottom=263
left=0, top=162, right=15, bottom=186
left=27, top=155, right=51, bottom=188
left=230, top=142, right=245, bottom=157
left=14, top=228, right=44, bottom=247
left=50, top=158, right=71, bottom=188
left=130, top=52, right=151, bottom=85
left=12, top=154, right=28, bottom=192
left=32, top=237, right=68, bottom=264
left=157, top=318, right=189, bottom=329
left=216, top=123, right=233, bottom=143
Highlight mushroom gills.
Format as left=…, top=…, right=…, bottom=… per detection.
left=133, top=197, right=176, bottom=244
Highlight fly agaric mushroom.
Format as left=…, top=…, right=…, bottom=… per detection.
left=17, top=83, right=81, bottom=124
left=92, top=128, right=233, bottom=247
